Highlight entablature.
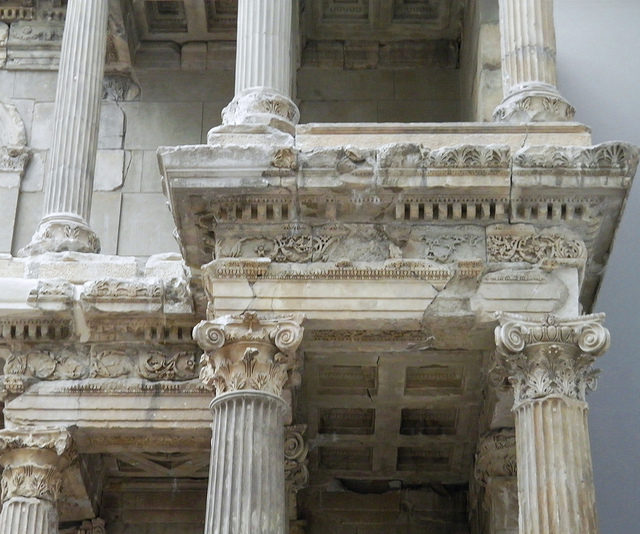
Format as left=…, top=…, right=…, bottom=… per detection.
left=159, top=125, right=638, bottom=311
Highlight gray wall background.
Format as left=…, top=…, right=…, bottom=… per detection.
left=555, top=2, right=640, bottom=533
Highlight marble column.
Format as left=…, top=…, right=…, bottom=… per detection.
left=193, top=312, right=304, bottom=534
left=22, top=0, right=108, bottom=255
left=495, top=314, right=610, bottom=534
left=0, top=428, right=75, bottom=534
left=474, top=430, right=518, bottom=534
left=493, top=0, right=575, bottom=122
left=214, top=0, right=299, bottom=137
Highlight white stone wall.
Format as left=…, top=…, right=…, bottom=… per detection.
left=3, top=61, right=461, bottom=259
left=3, top=68, right=236, bottom=257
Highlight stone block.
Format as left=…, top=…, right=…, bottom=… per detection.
left=24, top=252, right=138, bottom=281
left=89, top=191, right=122, bottom=255
left=0, top=70, right=15, bottom=97
left=202, top=101, right=227, bottom=139
left=394, top=68, right=461, bottom=101
left=0, top=185, right=19, bottom=253
left=122, top=150, right=143, bottom=193
left=118, top=193, right=179, bottom=256
left=11, top=71, right=58, bottom=101
left=344, top=41, right=379, bottom=70
left=377, top=100, right=461, bottom=122
left=10, top=98, right=34, bottom=144
left=11, top=190, right=42, bottom=255
left=297, top=68, right=394, bottom=101
left=136, top=71, right=234, bottom=103
left=140, top=150, right=163, bottom=192
left=181, top=42, right=207, bottom=70
left=299, top=100, right=378, bottom=123
left=135, top=42, right=181, bottom=69
left=206, top=41, right=236, bottom=70
left=20, top=149, right=45, bottom=192
left=302, top=40, right=344, bottom=68
left=94, top=150, right=125, bottom=191
left=98, top=101, right=125, bottom=149
left=30, top=102, right=54, bottom=149
left=121, top=102, right=204, bottom=150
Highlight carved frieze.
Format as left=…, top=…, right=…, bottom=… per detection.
left=1, top=345, right=201, bottom=385
left=193, top=312, right=304, bottom=397
left=487, top=233, right=586, bottom=264
left=514, top=142, right=639, bottom=176
left=494, top=313, right=610, bottom=405
left=27, top=279, right=74, bottom=310
left=80, top=277, right=192, bottom=314
left=204, top=258, right=452, bottom=285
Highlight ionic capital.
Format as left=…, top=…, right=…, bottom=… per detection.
left=193, top=312, right=304, bottom=397
left=0, top=427, right=76, bottom=503
left=495, top=313, right=610, bottom=406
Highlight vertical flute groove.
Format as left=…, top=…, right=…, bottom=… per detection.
left=206, top=392, right=286, bottom=534
left=43, top=0, right=108, bottom=219
left=515, top=398, right=599, bottom=534
left=0, top=498, right=58, bottom=534
left=234, top=0, right=291, bottom=96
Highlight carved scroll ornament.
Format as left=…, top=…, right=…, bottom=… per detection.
left=494, top=313, right=609, bottom=406
left=193, top=312, right=304, bottom=397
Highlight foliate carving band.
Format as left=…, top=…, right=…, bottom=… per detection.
left=495, top=314, right=610, bottom=405
left=1, top=464, right=62, bottom=502
left=487, top=233, right=586, bottom=264
left=193, top=312, right=304, bottom=397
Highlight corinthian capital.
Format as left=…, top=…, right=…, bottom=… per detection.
left=193, top=312, right=304, bottom=397
left=494, top=313, right=610, bottom=405
left=0, top=427, right=76, bottom=503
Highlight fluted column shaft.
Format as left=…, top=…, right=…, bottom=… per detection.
left=235, top=0, right=291, bottom=96
left=0, top=497, right=57, bottom=534
left=515, top=397, right=596, bottom=534
left=0, top=429, right=75, bottom=534
left=193, top=312, right=304, bottom=534
left=23, top=0, right=108, bottom=254
left=494, top=0, right=575, bottom=122
left=214, top=0, right=299, bottom=137
left=207, top=391, right=287, bottom=534
left=495, top=314, right=610, bottom=534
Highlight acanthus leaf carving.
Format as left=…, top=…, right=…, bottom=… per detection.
left=194, top=312, right=304, bottom=397
left=514, top=142, right=639, bottom=175
left=494, top=313, right=610, bottom=405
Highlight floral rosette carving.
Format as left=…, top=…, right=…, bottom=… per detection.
left=495, top=314, right=610, bottom=406
left=193, top=312, right=304, bottom=397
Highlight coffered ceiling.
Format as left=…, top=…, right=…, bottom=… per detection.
left=131, top=0, right=466, bottom=43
